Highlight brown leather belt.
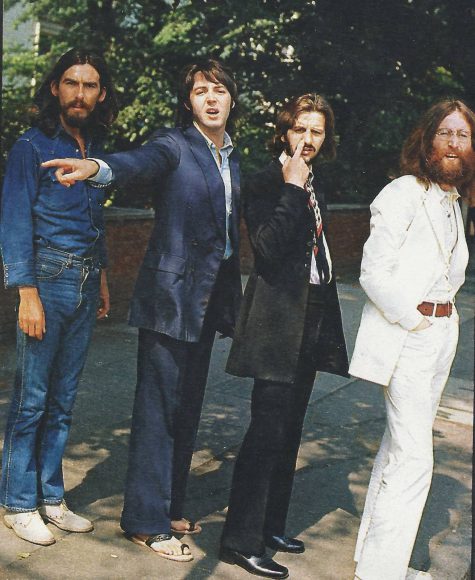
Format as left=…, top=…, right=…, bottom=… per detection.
left=417, top=301, right=453, bottom=317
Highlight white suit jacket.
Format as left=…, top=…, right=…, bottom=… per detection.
left=349, top=175, right=469, bottom=386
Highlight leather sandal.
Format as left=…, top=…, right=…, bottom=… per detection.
left=126, top=532, right=193, bottom=562
left=170, top=518, right=202, bottom=535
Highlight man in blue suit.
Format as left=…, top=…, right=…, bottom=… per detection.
left=44, top=59, right=241, bottom=561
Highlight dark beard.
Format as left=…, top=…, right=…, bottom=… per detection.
left=426, top=154, right=471, bottom=187
left=62, top=110, right=92, bottom=129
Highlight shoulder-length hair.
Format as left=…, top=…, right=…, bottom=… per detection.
left=33, top=47, right=119, bottom=136
left=400, top=99, right=475, bottom=186
left=271, top=93, right=337, bottom=161
left=175, top=58, right=238, bottom=131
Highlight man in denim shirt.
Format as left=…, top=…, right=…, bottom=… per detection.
left=0, top=48, right=118, bottom=546
left=44, top=59, right=242, bottom=562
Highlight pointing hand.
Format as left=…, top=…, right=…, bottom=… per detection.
left=41, top=158, right=99, bottom=187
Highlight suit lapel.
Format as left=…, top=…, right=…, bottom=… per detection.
left=184, top=125, right=226, bottom=235
left=450, top=198, right=470, bottom=282
left=422, top=185, right=448, bottom=260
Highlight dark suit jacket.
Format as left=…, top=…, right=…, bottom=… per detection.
left=103, top=126, right=242, bottom=342
left=226, top=160, right=348, bottom=383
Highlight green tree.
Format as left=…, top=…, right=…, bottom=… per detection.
left=3, top=0, right=474, bottom=204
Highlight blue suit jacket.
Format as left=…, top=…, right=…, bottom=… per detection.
left=103, top=125, right=242, bottom=341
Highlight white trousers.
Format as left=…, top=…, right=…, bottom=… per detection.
left=354, top=314, right=459, bottom=580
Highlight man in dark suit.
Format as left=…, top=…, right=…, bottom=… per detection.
left=219, top=94, right=349, bottom=578
left=43, top=59, right=241, bottom=561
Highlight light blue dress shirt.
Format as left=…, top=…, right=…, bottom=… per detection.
left=194, top=123, right=234, bottom=259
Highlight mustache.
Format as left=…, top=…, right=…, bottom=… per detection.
left=426, top=152, right=472, bottom=186
left=66, top=100, right=90, bottom=110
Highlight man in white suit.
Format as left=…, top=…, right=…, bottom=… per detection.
left=350, top=99, right=473, bottom=580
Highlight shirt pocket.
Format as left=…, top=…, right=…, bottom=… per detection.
left=42, top=170, right=84, bottom=211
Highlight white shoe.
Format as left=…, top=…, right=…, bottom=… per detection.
left=4, top=510, right=56, bottom=545
left=406, top=568, right=433, bottom=580
left=39, top=500, right=93, bottom=533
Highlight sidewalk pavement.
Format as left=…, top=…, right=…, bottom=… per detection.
left=0, top=279, right=472, bottom=580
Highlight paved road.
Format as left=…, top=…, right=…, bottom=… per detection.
left=0, top=281, right=472, bottom=579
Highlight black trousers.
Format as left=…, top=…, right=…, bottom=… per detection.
left=221, top=284, right=327, bottom=554
left=120, top=262, right=231, bottom=535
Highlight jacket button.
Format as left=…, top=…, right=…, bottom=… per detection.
left=191, top=239, right=198, bottom=246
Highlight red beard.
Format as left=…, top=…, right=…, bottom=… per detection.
left=426, top=149, right=473, bottom=187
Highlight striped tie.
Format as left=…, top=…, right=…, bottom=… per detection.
left=305, top=177, right=330, bottom=282
left=306, top=178, right=322, bottom=255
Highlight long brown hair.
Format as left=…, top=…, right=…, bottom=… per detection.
left=272, top=93, right=336, bottom=161
left=400, top=99, right=475, bottom=187
left=33, top=47, right=119, bottom=137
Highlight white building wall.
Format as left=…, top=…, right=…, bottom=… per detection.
left=3, top=2, right=36, bottom=50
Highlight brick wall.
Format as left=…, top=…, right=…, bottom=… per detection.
left=103, top=208, right=154, bottom=320
left=326, top=204, right=371, bottom=280
left=0, top=208, right=155, bottom=342
left=0, top=205, right=369, bottom=342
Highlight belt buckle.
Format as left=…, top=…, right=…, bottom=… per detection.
left=430, top=302, right=437, bottom=317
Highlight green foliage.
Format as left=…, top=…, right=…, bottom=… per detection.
left=3, top=0, right=475, bottom=204
left=2, top=46, right=52, bottom=165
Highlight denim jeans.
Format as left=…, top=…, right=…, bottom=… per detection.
left=0, top=247, right=100, bottom=511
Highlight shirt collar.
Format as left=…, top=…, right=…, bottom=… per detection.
left=193, top=121, right=233, bottom=152
left=52, top=122, right=92, bottom=146
left=432, top=181, right=460, bottom=204
left=52, top=123, right=67, bottom=138
left=278, top=150, right=288, bottom=165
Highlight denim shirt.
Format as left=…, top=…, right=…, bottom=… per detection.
left=0, top=125, right=108, bottom=288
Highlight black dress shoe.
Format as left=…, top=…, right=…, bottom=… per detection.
left=219, top=547, right=289, bottom=578
left=265, top=535, right=305, bottom=553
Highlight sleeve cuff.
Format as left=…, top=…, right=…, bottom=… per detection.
left=281, top=183, right=310, bottom=206
left=283, top=183, right=308, bottom=197
left=3, top=262, right=36, bottom=289
left=87, top=158, right=113, bottom=187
